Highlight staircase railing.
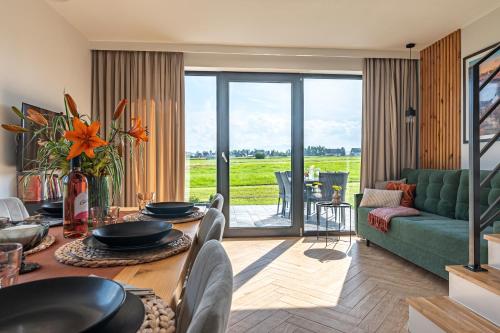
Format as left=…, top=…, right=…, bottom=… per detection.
left=467, top=42, right=500, bottom=272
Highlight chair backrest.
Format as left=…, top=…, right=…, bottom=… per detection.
left=0, top=197, right=29, bottom=222
left=318, top=172, right=349, bottom=202
left=192, top=208, right=225, bottom=258
left=279, top=172, right=292, bottom=198
left=177, top=240, right=233, bottom=333
left=274, top=172, right=285, bottom=195
left=209, top=193, right=224, bottom=212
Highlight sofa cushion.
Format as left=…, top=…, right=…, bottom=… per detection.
left=402, top=169, right=461, bottom=218
left=455, top=170, right=500, bottom=221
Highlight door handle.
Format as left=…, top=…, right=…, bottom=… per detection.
left=221, top=151, right=228, bottom=163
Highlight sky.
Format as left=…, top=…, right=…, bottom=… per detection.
left=185, top=75, right=362, bottom=153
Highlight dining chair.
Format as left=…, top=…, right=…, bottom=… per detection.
left=176, top=240, right=233, bottom=333
left=193, top=208, right=225, bottom=258
left=0, top=197, right=30, bottom=222
left=209, top=193, right=224, bottom=212
left=274, top=171, right=286, bottom=215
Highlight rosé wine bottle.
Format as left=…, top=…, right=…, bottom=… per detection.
left=63, top=156, right=89, bottom=238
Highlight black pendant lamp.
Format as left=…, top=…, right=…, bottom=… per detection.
left=405, top=43, right=416, bottom=122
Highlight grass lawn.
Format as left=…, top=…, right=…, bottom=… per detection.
left=185, top=156, right=360, bottom=205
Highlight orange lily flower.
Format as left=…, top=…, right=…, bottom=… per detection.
left=26, top=108, right=48, bottom=126
left=113, top=99, right=128, bottom=120
left=1, top=124, right=29, bottom=133
left=64, top=118, right=107, bottom=160
left=64, top=93, right=79, bottom=118
left=128, top=118, right=148, bottom=145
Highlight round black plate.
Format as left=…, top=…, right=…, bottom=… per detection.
left=145, top=201, right=194, bottom=214
left=0, top=277, right=126, bottom=333
left=83, top=229, right=184, bottom=252
left=141, top=208, right=194, bottom=219
left=35, top=209, right=63, bottom=218
left=92, top=292, right=145, bottom=333
left=92, top=221, right=173, bottom=247
left=41, top=201, right=63, bottom=214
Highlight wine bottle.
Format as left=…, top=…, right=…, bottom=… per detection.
left=63, top=156, right=89, bottom=238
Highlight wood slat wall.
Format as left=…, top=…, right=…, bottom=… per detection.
left=419, top=30, right=461, bottom=169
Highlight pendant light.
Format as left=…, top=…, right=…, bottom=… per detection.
left=405, top=43, right=416, bottom=123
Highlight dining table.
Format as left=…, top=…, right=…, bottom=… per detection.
left=18, top=207, right=201, bottom=308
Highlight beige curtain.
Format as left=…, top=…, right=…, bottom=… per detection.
left=91, top=50, right=185, bottom=206
left=360, top=58, right=418, bottom=190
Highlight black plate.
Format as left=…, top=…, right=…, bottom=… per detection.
left=35, top=209, right=63, bottom=218
left=142, top=208, right=195, bottom=219
left=0, top=277, right=126, bottom=333
left=83, top=229, right=184, bottom=252
left=92, top=292, right=145, bottom=333
left=41, top=201, right=63, bottom=214
left=145, top=202, right=194, bottom=214
left=92, top=221, right=173, bottom=247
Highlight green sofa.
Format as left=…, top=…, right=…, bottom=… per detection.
left=355, top=168, right=500, bottom=279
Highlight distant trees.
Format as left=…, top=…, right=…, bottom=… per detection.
left=186, top=146, right=361, bottom=158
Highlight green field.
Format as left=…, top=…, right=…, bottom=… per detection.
left=185, top=156, right=360, bottom=205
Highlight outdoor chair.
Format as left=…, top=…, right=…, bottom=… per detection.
left=305, top=172, right=349, bottom=219
left=279, top=172, right=292, bottom=218
left=274, top=171, right=286, bottom=216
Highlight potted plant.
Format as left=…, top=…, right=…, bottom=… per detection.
left=331, top=185, right=343, bottom=205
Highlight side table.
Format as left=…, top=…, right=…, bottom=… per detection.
left=315, top=201, right=352, bottom=245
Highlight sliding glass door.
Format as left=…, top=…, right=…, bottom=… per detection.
left=218, top=73, right=303, bottom=237
left=185, top=72, right=362, bottom=237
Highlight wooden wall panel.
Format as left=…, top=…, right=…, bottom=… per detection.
left=419, top=30, right=461, bottom=169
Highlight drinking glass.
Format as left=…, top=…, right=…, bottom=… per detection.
left=0, top=243, right=23, bottom=288
left=90, top=207, right=105, bottom=229
left=107, top=206, right=121, bottom=224
left=137, top=192, right=156, bottom=210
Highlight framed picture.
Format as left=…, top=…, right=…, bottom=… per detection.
left=463, top=42, right=500, bottom=143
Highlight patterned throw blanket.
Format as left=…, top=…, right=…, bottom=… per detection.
left=368, top=206, right=420, bottom=232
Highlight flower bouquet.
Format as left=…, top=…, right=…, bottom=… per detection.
left=2, top=94, right=148, bottom=208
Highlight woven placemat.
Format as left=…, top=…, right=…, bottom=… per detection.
left=25, top=235, right=56, bottom=255
left=139, top=296, right=175, bottom=333
left=123, top=207, right=204, bottom=224
left=54, top=234, right=191, bottom=268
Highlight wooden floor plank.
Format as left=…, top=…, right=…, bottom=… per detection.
left=223, top=237, right=448, bottom=333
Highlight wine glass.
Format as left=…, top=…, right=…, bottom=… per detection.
left=137, top=192, right=156, bottom=211
left=0, top=243, right=22, bottom=288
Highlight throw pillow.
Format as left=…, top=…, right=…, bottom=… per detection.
left=386, top=182, right=417, bottom=207
left=359, top=189, right=403, bottom=208
left=374, top=178, right=407, bottom=190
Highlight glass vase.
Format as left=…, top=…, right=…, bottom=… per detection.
left=87, top=175, right=110, bottom=215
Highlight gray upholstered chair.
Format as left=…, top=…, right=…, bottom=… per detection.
left=209, top=193, right=224, bottom=212
left=0, top=197, right=29, bottom=222
left=192, top=208, right=225, bottom=258
left=176, top=240, right=233, bottom=333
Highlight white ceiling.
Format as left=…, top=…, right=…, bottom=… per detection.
left=46, top=0, right=500, bottom=51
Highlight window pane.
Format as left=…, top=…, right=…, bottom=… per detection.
left=184, top=75, right=217, bottom=204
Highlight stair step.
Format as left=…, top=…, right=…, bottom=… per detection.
left=446, top=265, right=500, bottom=296
left=446, top=265, right=500, bottom=326
left=485, top=234, right=500, bottom=243
left=486, top=234, right=500, bottom=269
left=408, top=296, right=499, bottom=333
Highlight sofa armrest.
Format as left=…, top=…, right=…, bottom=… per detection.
left=354, top=193, right=363, bottom=234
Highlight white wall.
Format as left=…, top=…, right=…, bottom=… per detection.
left=0, top=0, right=91, bottom=197
left=461, top=6, right=500, bottom=169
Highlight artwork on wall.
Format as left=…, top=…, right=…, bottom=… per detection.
left=463, top=42, right=500, bottom=143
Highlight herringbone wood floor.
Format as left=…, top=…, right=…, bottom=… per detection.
left=222, top=237, right=448, bottom=333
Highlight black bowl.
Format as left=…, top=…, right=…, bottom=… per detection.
left=0, top=276, right=126, bottom=333
left=92, top=292, right=145, bottom=333
left=92, top=221, right=173, bottom=247
left=41, top=201, right=63, bottom=214
left=145, top=202, right=194, bottom=214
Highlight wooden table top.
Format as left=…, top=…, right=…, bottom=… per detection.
left=19, top=208, right=200, bottom=308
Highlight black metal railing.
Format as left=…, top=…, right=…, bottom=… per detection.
left=467, top=43, right=500, bottom=272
